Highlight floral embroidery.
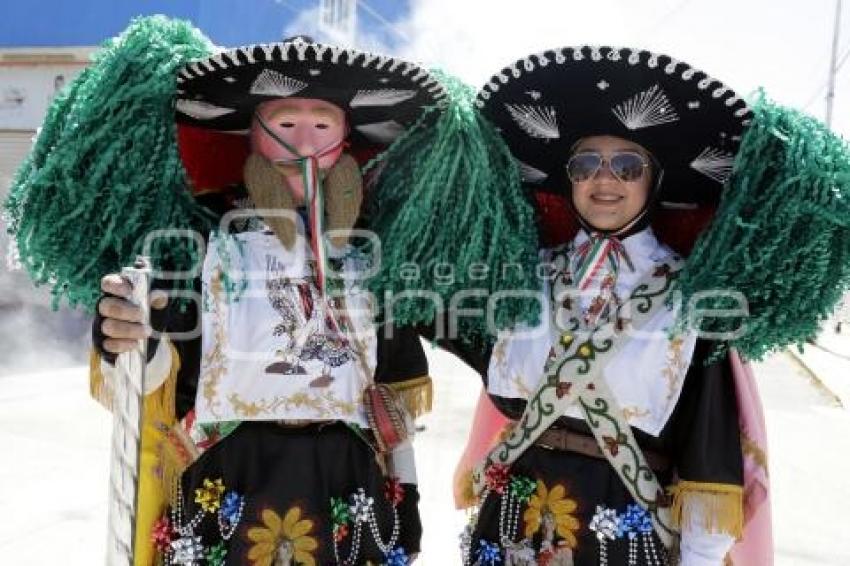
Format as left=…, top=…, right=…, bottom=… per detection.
left=384, top=477, right=405, bottom=507
left=384, top=546, right=410, bottom=566
left=171, top=535, right=204, bottom=564
left=475, top=539, right=502, bottom=565
left=522, top=481, right=580, bottom=547
left=151, top=516, right=174, bottom=552
left=662, top=336, right=687, bottom=404
left=206, top=541, right=227, bottom=566
left=200, top=269, right=228, bottom=419
left=227, top=389, right=358, bottom=418
left=349, top=488, right=374, bottom=524
left=159, top=481, right=246, bottom=565
left=246, top=507, right=318, bottom=566
left=484, top=463, right=511, bottom=495
left=194, top=478, right=226, bottom=513
left=331, top=484, right=403, bottom=563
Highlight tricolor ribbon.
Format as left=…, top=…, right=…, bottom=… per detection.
left=573, top=233, right=634, bottom=326
left=255, top=113, right=347, bottom=299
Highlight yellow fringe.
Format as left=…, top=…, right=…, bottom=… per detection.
left=89, top=344, right=182, bottom=566
left=89, top=349, right=113, bottom=411
left=386, top=375, right=433, bottom=419
left=741, top=434, right=769, bottom=477
left=669, top=480, right=744, bottom=540
left=455, top=467, right=477, bottom=510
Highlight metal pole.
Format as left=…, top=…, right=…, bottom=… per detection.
left=827, top=0, right=843, bottom=126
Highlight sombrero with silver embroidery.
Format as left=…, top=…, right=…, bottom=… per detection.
left=476, top=46, right=752, bottom=206
left=175, top=37, right=447, bottom=144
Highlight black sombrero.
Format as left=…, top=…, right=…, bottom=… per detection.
left=174, top=37, right=447, bottom=144
left=476, top=46, right=752, bottom=206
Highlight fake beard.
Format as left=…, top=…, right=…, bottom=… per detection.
left=243, top=152, right=364, bottom=250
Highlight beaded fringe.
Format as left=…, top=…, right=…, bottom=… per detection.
left=669, top=480, right=744, bottom=539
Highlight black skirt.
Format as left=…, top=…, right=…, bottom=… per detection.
left=467, top=445, right=670, bottom=566
left=160, top=421, right=421, bottom=565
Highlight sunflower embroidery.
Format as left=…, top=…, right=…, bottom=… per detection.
left=523, top=481, right=580, bottom=547
left=247, top=507, right=318, bottom=566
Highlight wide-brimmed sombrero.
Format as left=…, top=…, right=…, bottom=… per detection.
left=476, top=46, right=752, bottom=207
left=174, top=37, right=447, bottom=145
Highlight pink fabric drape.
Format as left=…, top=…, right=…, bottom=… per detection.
left=452, top=389, right=512, bottom=508
left=728, top=349, right=774, bottom=565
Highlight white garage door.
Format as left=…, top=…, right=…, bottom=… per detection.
left=0, top=130, right=35, bottom=197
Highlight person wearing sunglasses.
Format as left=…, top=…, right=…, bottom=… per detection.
left=566, top=138, right=657, bottom=237
left=446, top=47, right=772, bottom=566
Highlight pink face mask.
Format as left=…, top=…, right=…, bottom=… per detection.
left=250, top=97, right=347, bottom=202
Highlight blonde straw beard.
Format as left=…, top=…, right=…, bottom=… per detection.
left=243, top=152, right=363, bottom=250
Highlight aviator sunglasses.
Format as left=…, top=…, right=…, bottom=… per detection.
left=566, top=151, right=650, bottom=183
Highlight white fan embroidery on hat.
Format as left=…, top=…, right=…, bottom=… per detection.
left=350, top=89, right=417, bottom=107
left=175, top=100, right=236, bottom=120
left=612, top=84, right=680, bottom=130
left=505, top=104, right=560, bottom=139
left=250, top=69, right=308, bottom=97
left=690, top=147, right=735, bottom=184
left=355, top=120, right=405, bottom=143
left=517, top=161, right=548, bottom=183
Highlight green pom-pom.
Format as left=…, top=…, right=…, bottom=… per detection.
left=678, top=91, right=850, bottom=361
left=3, top=15, right=217, bottom=311
left=363, top=72, right=541, bottom=343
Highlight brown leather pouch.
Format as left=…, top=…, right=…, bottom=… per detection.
left=362, top=383, right=409, bottom=453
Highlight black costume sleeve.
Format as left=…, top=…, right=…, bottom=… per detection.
left=664, top=339, right=745, bottom=538
left=666, top=339, right=743, bottom=486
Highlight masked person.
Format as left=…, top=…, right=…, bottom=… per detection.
left=5, top=17, right=450, bottom=565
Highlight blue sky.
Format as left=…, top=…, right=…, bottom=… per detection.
left=2, top=0, right=850, bottom=137
left=0, top=0, right=408, bottom=48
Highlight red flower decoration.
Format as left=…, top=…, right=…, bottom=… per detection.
left=384, top=477, right=405, bottom=507
left=333, top=524, right=349, bottom=542
left=484, top=464, right=511, bottom=495
left=150, top=516, right=174, bottom=552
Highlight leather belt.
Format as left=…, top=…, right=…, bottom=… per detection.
left=534, top=427, right=670, bottom=472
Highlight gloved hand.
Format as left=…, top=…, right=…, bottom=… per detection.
left=92, top=273, right=170, bottom=365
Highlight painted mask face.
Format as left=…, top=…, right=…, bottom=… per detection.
left=250, top=97, right=347, bottom=202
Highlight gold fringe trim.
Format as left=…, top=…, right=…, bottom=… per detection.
left=741, top=434, right=769, bottom=477
left=385, top=375, right=433, bottom=419
left=669, top=480, right=744, bottom=540
left=89, top=349, right=113, bottom=411
left=455, top=468, right=477, bottom=510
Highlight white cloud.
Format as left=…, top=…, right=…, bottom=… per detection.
left=282, top=5, right=394, bottom=55
left=382, top=0, right=850, bottom=137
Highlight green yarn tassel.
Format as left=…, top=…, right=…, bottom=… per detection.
left=677, top=91, right=850, bottom=361
left=3, top=15, right=217, bottom=311
left=363, top=72, right=541, bottom=344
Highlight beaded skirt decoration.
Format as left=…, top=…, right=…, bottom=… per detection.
left=155, top=422, right=420, bottom=565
